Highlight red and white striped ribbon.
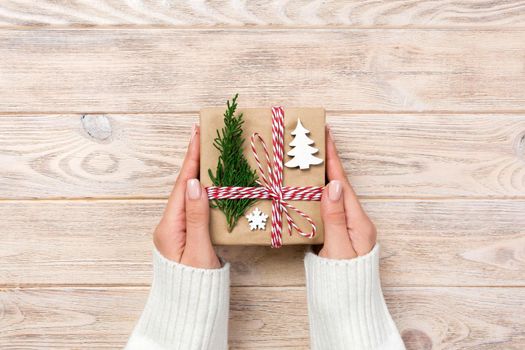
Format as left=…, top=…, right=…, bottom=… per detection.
left=206, top=107, right=323, bottom=248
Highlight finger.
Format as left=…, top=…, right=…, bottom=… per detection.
left=348, top=216, right=377, bottom=256
left=182, top=179, right=219, bottom=268
left=162, top=123, right=200, bottom=225
left=320, top=180, right=356, bottom=259
left=326, top=126, right=375, bottom=256
left=325, top=125, right=347, bottom=182
left=154, top=124, right=200, bottom=261
left=326, top=126, right=366, bottom=216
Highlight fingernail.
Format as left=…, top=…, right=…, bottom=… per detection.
left=189, top=123, right=198, bottom=143
left=187, top=178, right=201, bottom=200
left=328, top=180, right=342, bottom=201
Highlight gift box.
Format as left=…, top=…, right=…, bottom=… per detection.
left=200, top=102, right=325, bottom=247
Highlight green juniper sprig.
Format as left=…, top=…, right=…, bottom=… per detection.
left=208, top=94, right=259, bottom=232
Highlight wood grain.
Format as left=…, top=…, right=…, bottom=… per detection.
left=1, top=1, right=525, bottom=27
left=0, top=114, right=193, bottom=199
left=1, top=286, right=523, bottom=349
left=0, top=29, right=524, bottom=113
left=0, top=2, right=522, bottom=349
left=1, top=113, right=524, bottom=199
left=1, top=199, right=523, bottom=287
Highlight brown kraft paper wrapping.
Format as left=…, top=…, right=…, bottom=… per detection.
left=200, top=107, right=325, bottom=246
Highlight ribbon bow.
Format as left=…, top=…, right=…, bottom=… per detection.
left=206, top=106, right=324, bottom=248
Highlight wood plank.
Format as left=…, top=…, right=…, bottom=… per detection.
left=1, top=199, right=523, bottom=287
left=0, top=286, right=523, bottom=349
left=1, top=113, right=524, bottom=199
left=1, top=1, right=525, bottom=27
left=0, top=114, right=193, bottom=199
left=0, top=29, right=524, bottom=113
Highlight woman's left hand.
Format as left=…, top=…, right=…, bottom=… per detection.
left=153, top=124, right=221, bottom=269
left=318, top=127, right=377, bottom=259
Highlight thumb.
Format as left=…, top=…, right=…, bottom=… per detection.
left=181, top=178, right=220, bottom=268
left=320, top=180, right=357, bottom=259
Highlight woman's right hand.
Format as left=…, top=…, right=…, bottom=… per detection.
left=319, top=127, right=377, bottom=259
left=153, top=124, right=221, bottom=269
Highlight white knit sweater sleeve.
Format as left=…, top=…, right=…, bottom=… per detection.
left=125, top=248, right=230, bottom=350
left=304, top=244, right=405, bottom=350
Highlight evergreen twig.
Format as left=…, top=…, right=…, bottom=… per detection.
left=208, top=94, right=259, bottom=232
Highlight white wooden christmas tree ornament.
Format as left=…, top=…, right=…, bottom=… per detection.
left=246, top=207, right=268, bottom=231
left=285, top=118, right=323, bottom=170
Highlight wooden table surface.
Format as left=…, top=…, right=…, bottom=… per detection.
left=1, top=1, right=524, bottom=349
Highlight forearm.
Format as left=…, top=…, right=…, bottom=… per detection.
left=126, top=248, right=230, bottom=350
left=305, top=244, right=405, bottom=350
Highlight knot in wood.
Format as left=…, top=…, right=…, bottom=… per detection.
left=402, top=328, right=432, bottom=350
left=81, top=115, right=112, bottom=142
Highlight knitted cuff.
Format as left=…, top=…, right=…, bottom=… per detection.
left=126, top=248, right=230, bottom=350
left=304, top=245, right=405, bottom=350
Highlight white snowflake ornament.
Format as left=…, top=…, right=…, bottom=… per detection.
left=246, top=207, right=268, bottom=231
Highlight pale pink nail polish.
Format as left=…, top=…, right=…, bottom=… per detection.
left=187, top=179, right=201, bottom=200
left=328, top=180, right=342, bottom=201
